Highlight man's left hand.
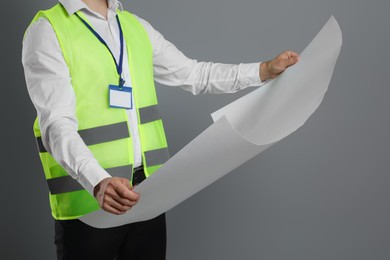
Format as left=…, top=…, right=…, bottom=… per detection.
left=260, top=50, right=300, bottom=82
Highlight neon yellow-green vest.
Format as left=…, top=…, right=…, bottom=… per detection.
left=29, top=4, right=170, bottom=220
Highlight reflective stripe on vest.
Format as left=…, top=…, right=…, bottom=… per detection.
left=29, top=4, right=170, bottom=220
left=36, top=122, right=129, bottom=153
left=48, top=165, right=133, bottom=195
left=144, top=148, right=171, bottom=167
left=139, top=104, right=162, bottom=124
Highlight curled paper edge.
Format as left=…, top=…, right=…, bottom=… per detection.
left=211, top=16, right=342, bottom=146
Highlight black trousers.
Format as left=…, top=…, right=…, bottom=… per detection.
left=55, top=167, right=166, bottom=260
left=55, top=214, right=166, bottom=260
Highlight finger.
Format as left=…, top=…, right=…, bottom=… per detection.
left=287, top=57, right=299, bottom=66
left=286, top=50, right=299, bottom=58
left=286, top=51, right=300, bottom=65
left=104, top=195, right=132, bottom=212
left=115, top=182, right=140, bottom=201
left=103, top=203, right=126, bottom=215
left=104, top=188, right=137, bottom=206
left=279, top=55, right=299, bottom=68
left=112, top=195, right=138, bottom=207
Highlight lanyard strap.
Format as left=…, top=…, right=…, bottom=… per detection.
left=75, top=13, right=125, bottom=87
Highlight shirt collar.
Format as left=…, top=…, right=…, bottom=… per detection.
left=59, top=0, right=121, bottom=18
left=59, top=0, right=87, bottom=15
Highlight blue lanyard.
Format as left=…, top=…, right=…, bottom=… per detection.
left=75, top=13, right=125, bottom=88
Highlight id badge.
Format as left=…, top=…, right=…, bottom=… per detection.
left=109, top=85, right=132, bottom=109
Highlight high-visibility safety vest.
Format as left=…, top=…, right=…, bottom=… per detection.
left=29, top=4, right=170, bottom=220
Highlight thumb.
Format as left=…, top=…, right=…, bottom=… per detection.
left=119, top=177, right=133, bottom=189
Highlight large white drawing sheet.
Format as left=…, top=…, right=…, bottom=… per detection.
left=81, top=16, right=342, bottom=228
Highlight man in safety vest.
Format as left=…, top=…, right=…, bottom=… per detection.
left=22, top=0, right=299, bottom=259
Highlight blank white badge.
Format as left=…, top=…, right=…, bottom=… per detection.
left=109, top=85, right=132, bottom=109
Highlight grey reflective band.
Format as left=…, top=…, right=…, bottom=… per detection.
left=107, top=164, right=133, bottom=179
left=79, top=121, right=129, bottom=147
left=36, top=121, right=130, bottom=153
left=47, top=165, right=133, bottom=195
left=139, top=105, right=162, bottom=124
left=47, top=175, right=83, bottom=195
left=36, top=137, right=46, bottom=154
left=144, top=147, right=170, bottom=167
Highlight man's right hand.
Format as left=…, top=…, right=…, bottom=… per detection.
left=93, top=177, right=140, bottom=215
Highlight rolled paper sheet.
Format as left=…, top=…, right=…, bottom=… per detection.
left=81, top=16, right=342, bottom=228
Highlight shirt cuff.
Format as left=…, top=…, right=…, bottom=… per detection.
left=78, top=163, right=111, bottom=196
left=238, top=62, right=264, bottom=88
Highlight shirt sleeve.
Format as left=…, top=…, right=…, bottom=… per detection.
left=22, top=18, right=110, bottom=195
left=135, top=16, right=264, bottom=95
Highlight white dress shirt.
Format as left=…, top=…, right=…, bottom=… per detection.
left=22, top=0, right=263, bottom=195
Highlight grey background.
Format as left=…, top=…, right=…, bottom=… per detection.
left=1, top=0, right=389, bottom=259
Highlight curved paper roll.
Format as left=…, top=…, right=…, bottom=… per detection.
left=81, top=16, right=342, bottom=228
